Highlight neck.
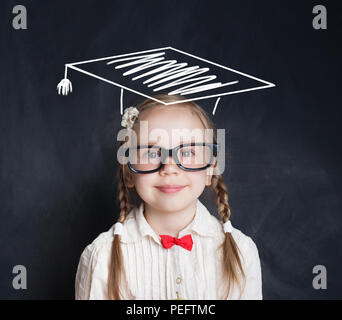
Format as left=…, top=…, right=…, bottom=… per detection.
left=143, top=200, right=197, bottom=238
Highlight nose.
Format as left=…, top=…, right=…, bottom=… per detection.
left=159, top=154, right=179, bottom=175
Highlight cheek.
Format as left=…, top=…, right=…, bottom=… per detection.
left=133, top=175, right=158, bottom=194
left=186, top=171, right=208, bottom=187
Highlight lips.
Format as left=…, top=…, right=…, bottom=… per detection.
left=156, top=185, right=186, bottom=194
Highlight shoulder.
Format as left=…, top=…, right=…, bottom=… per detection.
left=232, top=227, right=258, bottom=251
left=229, top=226, right=261, bottom=266
left=198, top=201, right=258, bottom=253
left=78, top=225, right=116, bottom=265
left=79, top=204, right=141, bottom=257
left=209, top=214, right=260, bottom=264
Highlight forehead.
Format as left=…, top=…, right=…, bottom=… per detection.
left=139, top=105, right=204, bottom=129
left=135, top=105, right=207, bottom=145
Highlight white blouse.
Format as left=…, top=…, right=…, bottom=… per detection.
left=75, top=199, right=262, bottom=300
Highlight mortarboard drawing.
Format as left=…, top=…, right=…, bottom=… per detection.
left=57, top=47, right=275, bottom=115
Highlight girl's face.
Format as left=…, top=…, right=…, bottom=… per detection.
left=125, top=105, right=215, bottom=213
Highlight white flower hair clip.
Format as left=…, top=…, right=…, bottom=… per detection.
left=121, top=106, right=139, bottom=129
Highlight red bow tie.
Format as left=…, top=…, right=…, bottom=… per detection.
left=160, top=234, right=193, bottom=251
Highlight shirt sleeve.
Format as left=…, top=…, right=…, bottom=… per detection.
left=74, top=243, right=96, bottom=300
left=240, top=237, right=263, bottom=300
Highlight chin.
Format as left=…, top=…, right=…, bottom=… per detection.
left=155, top=197, right=196, bottom=211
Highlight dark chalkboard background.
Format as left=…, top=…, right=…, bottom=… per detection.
left=0, top=0, right=341, bottom=299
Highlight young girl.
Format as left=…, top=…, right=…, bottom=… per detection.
left=75, top=94, right=262, bottom=300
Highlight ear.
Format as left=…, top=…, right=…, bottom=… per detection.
left=205, top=166, right=214, bottom=186
left=205, top=157, right=217, bottom=186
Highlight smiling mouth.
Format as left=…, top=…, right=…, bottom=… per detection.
left=155, top=185, right=186, bottom=194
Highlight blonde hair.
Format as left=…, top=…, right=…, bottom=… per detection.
left=108, top=94, right=246, bottom=299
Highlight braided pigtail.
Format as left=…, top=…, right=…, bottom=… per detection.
left=107, top=166, right=133, bottom=300
left=211, top=174, right=246, bottom=299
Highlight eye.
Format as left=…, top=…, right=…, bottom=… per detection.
left=146, top=149, right=161, bottom=159
left=180, top=149, right=195, bottom=157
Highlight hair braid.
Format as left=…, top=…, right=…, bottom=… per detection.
left=117, top=168, right=132, bottom=223
left=107, top=167, right=133, bottom=299
left=211, top=174, right=246, bottom=299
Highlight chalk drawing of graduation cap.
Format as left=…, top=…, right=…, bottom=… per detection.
left=57, top=47, right=275, bottom=115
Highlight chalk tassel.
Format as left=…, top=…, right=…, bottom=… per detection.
left=57, top=78, right=72, bottom=96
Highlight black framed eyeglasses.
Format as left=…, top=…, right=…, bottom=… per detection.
left=126, top=142, right=218, bottom=174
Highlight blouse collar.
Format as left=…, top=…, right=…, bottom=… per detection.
left=119, top=199, right=219, bottom=245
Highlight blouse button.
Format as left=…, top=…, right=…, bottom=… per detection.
left=176, top=277, right=182, bottom=284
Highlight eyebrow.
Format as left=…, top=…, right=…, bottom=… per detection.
left=145, top=139, right=198, bottom=144
left=136, top=142, right=203, bottom=149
